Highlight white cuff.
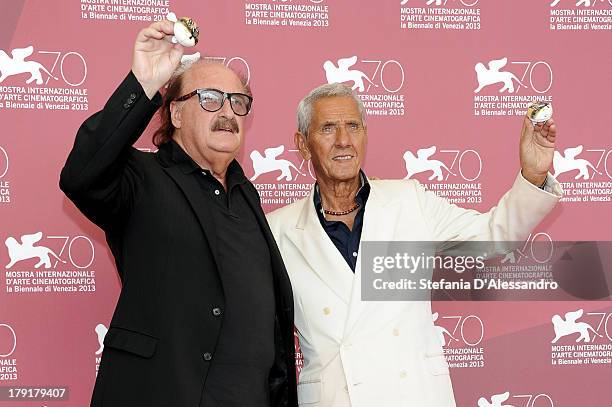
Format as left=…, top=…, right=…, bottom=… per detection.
left=518, top=171, right=563, bottom=198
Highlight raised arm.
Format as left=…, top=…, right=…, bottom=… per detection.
left=59, top=20, right=183, bottom=230
left=417, top=115, right=562, bottom=252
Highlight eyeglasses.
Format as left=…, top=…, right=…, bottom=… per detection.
left=175, top=88, right=253, bottom=116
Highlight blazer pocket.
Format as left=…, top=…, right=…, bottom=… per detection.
left=424, top=352, right=450, bottom=376
left=297, top=379, right=321, bottom=405
left=103, top=326, right=159, bottom=358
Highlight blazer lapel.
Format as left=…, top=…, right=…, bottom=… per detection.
left=156, top=143, right=225, bottom=275
left=286, top=187, right=354, bottom=305
left=344, top=183, right=403, bottom=338
left=160, top=165, right=225, bottom=271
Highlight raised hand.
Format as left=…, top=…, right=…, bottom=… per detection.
left=519, top=116, right=557, bottom=186
left=131, top=20, right=184, bottom=99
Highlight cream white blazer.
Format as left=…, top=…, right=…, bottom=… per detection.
left=267, top=173, right=562, bottom=407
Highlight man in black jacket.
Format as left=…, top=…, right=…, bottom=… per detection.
left=59, top=19, right=297, bottom=407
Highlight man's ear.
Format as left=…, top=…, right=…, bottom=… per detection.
left=294, top=132, right=310, bottom=160
left=170, top=101, right=182, bottom=129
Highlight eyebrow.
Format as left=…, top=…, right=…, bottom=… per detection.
left=320, top=118, right=361, bottom=125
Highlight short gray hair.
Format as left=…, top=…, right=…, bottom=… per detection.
left=296, top=83, right=366, bottom=136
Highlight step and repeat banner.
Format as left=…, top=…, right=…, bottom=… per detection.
left=1, top=0, right=611, bottom=406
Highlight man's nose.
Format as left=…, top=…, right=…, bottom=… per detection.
left=220, top=95, right=235, bottom=117
left=335, top=125, right=351, bottom=147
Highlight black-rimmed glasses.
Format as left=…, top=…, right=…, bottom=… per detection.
left=175, top=88, right=253, bottom=116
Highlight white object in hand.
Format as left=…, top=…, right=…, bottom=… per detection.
left=527, top=101, right=553, bottom=125
left=181, top=52, right=201, bottom=65
left=167, top=12, right=199, bottom=47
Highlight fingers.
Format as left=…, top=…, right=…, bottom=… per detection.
left=521, top=115, right=533, bottom=135
left=545, top=123, right=557, bottom=143
left=169, top=43, right=185, bottom=65
left=139, top=27, right=164, bottom=41
left=535, top=123, right=557, bottom=146
left=539, top=119, right=556, bottom=140
left=521, top=116, right=535, bottom=141
left=524, top=117, right=556, bottom=133
left=522, top=115, right=557, bottom=146
left=149, top=19, right=175, bottom=36
left=543, top=118, right=555, bottom=132
left=136, top=20, right=175, bottom=42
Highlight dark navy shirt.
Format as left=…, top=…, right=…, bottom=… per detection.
left=313, top=172, right=371, bottom=272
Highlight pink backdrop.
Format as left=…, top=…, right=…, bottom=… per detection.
left=1, top=0, right=611, bottom=405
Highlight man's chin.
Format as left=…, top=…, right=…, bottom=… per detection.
left=209, top=148, right=240, bottom=158
left=208, top=139, right=241, bottom=155
left=327, top=169, right=361, bottom=183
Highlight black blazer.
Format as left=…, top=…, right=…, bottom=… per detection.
left=60, top=72, right=298, bottom=407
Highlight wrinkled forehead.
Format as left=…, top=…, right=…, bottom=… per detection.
left=182, top=63, right=245, bottom=94
left=312, top=96, right=363, bottom=123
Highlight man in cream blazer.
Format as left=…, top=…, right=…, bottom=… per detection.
left=267, top=84, right=562, bottom=407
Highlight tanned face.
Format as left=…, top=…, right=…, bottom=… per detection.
left=295, top=96, right=367, bottom=185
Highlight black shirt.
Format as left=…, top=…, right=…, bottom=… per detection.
left=313, top=172, right=371, bottom=272
left=169, top=141, right=275, bottom=407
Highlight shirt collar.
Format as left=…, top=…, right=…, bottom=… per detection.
left=168, top=139, right=247, bottom=186
left=313, top=170, right=371, bottom=219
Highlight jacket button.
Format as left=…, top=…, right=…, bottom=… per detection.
left=129, top=92, right=137, bottom=100
left=212, top=307, right=222, bottom=317
left=123, top=103, right=130, bottom=109
left=203, top=352, right=212, bottom=361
